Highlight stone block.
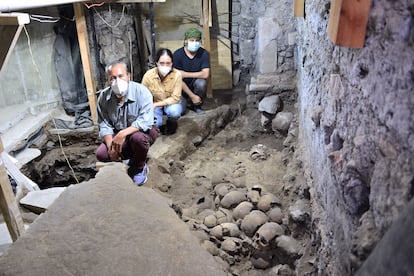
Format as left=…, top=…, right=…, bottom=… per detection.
left=256, top=17, right=282, bottom=74
left=20, top=187, right=66, bottom=214
left=288, top=32, right=297, bottom=45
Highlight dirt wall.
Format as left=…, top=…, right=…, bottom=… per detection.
left=295, top=1, right=414, bottom=275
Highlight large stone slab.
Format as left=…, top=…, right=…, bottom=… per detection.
left=0, top=164, right=226, bottom=276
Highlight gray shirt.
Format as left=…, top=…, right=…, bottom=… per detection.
left=97, top=81, right=154, bottom=138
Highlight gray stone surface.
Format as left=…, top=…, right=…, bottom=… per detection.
left=258, top=95, right=282, bottom=115
left=295, top=1, right=414, bottom=274
left=355, top=198, right=414, bottom=276
left=0, top=164, right=226, bottom=276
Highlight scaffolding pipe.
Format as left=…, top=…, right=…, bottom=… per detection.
left=0, top=0, right=86, bottom=12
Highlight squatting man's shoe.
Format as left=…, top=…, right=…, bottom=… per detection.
left=133, top=163, right=148, bottom=185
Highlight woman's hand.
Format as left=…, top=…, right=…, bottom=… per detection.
left=190, top=94, right=202, bottom=105
left=154, top=101, right=165, bottom=108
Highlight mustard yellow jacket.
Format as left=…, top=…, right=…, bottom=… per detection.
left=141, top=67, right=182, bottom=105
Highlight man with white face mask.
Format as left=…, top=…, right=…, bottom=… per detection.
left=96, top=62, right=158, bottom=185
left=142, top=48, right=183, bottom=135
left=173, top=28, right=210, bottom=115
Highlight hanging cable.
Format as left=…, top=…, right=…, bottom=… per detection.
left=48, top=116, right=80, bottom=184
left=83, top=1, right=106, bottom=9
left=23, top=25, right=80, bottom=185
left=93, top=4, right=125, bottom=28
left=23, top=26, right=45, bottom=98
left=30, top=14, right=60, bottom=23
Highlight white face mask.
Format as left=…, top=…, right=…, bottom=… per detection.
left=187, top=41, right=201, bottom=52
left=158, top=66, right=172, bottom=77
left=111, top=78, right=129, bottom=98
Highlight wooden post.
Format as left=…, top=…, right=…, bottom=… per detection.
left=202, top=0, right=213, bottom=98
left=327, top=0, right=372, bottom=48
left=293, top=0, right=305, bottom=17
left=0, top=12, right=29, bottom=242
left=0, top=138, right=25, bottom=242
left=73, top=3, right=98, bottom=123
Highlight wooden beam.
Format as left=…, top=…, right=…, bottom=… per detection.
left=2, top=152, right=40, bottom=192
left=0, top=13, right=30, bottom=79
left=293, top=0, right=305, bottom=17
left=114, top=0, right=166, bottom=2
left=328, top=0, right=372, bottom=48
left=202, top=0, right=213, bottom=98
left=73, top=3, right=98, bottom=124
left=0, top=13, right=30, bottom=25
left=0, top=138, right=25, bottom=242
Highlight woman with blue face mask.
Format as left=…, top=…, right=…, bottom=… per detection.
left=173, top=28, right=210, bottom=115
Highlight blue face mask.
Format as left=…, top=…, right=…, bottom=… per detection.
left=187, top=41, right=201, bottom=52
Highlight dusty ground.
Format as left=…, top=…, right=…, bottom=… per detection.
left=145, top=89, right=315, bottom=274
left=15, top=87, right=315, bottom=275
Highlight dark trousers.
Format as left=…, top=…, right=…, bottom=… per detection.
left=181, top=78, right=207, bottom=113
left=96, top=127, right=159, bottom=173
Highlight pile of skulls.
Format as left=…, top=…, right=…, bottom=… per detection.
left=180, top=183, right=304, bottom=271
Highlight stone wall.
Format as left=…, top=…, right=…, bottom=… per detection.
left=295, top=1, right=414, bottom=275
left=86, top=4, right=142, bottom=89
left=232, top=0, right=297, bottom=87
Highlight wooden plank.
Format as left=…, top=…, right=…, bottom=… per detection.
left=293, top=0, right=305, bottom=17
left=327, top=0, right=342, bottom=43
left=209, top=39, right=232, bottom=90
left=202, top=0, right=212, bottom=98
left=0, top=13, right=30, bottom=26
left=0, top=25, right=20, bottom=77
left=73, top=3, right=98, bottom=124
left=1, top=152, right=40, bottom=192
left=328, top=0, right=372, bottom=48
left=0, top=138, right=25, bottom=242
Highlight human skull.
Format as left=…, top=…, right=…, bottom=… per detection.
left=246, top=190, right=260, bottom=205
left=220, top=190, right=246, bottom=209
left=241, top=210, right=268, bottom=237
left=257, top=193, right=281, bottom=212
left=212, top=208, right=229, bottom=224
left=249, top=144, right=269, bottom=161
left=221, top=237, right=243, bottom=256
left=233, top=201, right=253, bottom=220
left=252, top=222, right=284, bottom=250
left=221, top=222, right=241, bottom=238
